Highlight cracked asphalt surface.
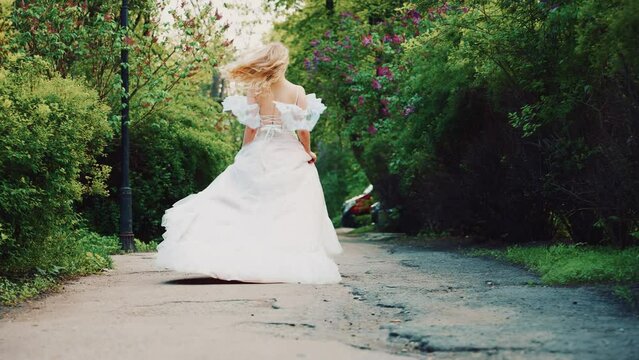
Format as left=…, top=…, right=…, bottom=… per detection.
left=1, top=231, right=637, bottom=359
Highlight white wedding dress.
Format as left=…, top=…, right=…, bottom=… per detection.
left=155, top=92, right=343, bottom=284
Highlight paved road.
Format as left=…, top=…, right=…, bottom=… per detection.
left=1, top=232, right=637, bottom=359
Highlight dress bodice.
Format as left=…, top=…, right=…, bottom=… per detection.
left=221, top=94, right=327, bottom=132
left=259, top=114, right=284, bottom=127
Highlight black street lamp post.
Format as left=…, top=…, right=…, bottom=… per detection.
left=119, top=0, right=135, bottom=252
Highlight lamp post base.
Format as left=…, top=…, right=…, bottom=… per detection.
left=119, top=185, right=135, bottom=252
left=120, top=232, right=135, bottom=252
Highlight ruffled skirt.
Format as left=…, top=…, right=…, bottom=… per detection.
left=155, top=129, right=343, bottom=284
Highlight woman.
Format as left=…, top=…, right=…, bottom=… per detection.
left=155, top=42, right=343, bottom=284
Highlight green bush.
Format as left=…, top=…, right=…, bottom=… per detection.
left=134, top=238, right=159, bottom=252
left=316, top=140, right=369, bottom=218
left=82, top=92, right=236, bottom=241
left=276, top=0, right=639, bottom=245
left=0, top=56, right=112, bottom=277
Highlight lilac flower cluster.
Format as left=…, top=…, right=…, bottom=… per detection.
left=382, top=34, right=404, bottom=44
left=402, top=106, right=415, bottom=116
left=376, top=66, right=394, bottom=80
left=427, top=2, right=469, bottom=20
left=380, top=98, right=390, bottom=117
left=362, top=34, right=373, bottom=46
left=404, top=9, right=422, bottom=25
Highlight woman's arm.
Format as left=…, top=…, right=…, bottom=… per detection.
left=294, top=86, right=316, bottom=164
left=243, top=87, right=258, bottom=146
left=296, top=130, right=316, bottom=164
left=297, top=130, right=311, bottom=152
left=243, top=126, right=257, bottom=146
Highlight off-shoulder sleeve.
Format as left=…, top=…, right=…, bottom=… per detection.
left=221, top=95, right=261, bottom=129
left=275, top=93, right=327, bottom=132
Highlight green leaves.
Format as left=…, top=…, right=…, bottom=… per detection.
left=276, top=0, right=639, bottom=243
left=0, top=57, right=112, bottom=275
left=82, top=91, right=235, bottom=241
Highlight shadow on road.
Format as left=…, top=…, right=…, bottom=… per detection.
left=162, top=277, right=265, bottom=285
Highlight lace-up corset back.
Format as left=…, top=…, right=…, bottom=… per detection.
left=221, top=89, right=327, bottom=132
left=259, top=88, right=300, bottom=128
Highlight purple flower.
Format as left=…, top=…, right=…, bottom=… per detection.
left=402, top=106, right=415, bottom=116
left=371, top=78, right=382, bottom=90
left=405, top=9, right=422, bottom=25
left=368, top=124, right=378, bottom=135
left=380, top=107, right=390, bottom=117
left=380, top=98, right=389, bottom=107
left=437, top=2, right=450, bottom=15
left=361, top=34, right=373, bottom=46
left=391, top=34, right=404, bottom=44
left=324, top=30, right=332, bottom=38
left=303, top=58, right=312, bottom=70
left=376, top=66, right=394, bottom=80
left=358, top=96, right=365, bottom=105
left=310, top=39, right=320, bottom=47
left=376, top=66, right=389, bottom=76
left=383, top=34, right=392, bottom=43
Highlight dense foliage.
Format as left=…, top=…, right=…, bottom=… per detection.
left=274, top=0, right=639, bottom=246
left=82, top=92, right=236, bottom=241
left=1, top=0, right=236, bottom=303
left=315, top=140, right=369, bottom=219
left=5, top=0, right=236, bottom=242
left=0, top=56, right=112, bottom=276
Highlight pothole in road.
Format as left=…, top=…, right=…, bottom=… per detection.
left=262, top=321, right=316, bottom=328
left=375, top=302, right=405, bottom=309
left=400, top=260, right=420, bottom=268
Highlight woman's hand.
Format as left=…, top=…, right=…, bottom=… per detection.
left=307, top=150, right=317, bottom=164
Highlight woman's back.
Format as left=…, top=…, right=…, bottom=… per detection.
left=252, top=80, right=306, bottom=118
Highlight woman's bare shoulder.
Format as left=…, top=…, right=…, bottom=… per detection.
left=287, top=81, right=306, bottom=95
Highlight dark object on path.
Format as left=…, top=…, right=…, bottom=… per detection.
left=341, top=185, right=374, bottom=227
left=371, top=202, right=381, bottom=224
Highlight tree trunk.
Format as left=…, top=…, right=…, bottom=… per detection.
left=326, top=0, right=334, bottom=14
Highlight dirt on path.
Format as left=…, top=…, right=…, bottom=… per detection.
left=0, top=232, right=637, bottom=360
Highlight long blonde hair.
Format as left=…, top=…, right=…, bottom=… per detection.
left=224, top=42, right=289, bottom=95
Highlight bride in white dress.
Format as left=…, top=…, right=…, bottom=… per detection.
left=156, top=42, right=343, bottom=284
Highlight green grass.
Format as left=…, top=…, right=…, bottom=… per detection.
left=613, top=285, right=634, bottom=303
left=0, top=234, right=164, bottom=306
left=134, top=239, right=159, bottom=252
left=468, top=244, right=639, bottom=285
left=0, top=235, right=163, bottom=306
left=0, top=275, right=58, bottom=306
left=349, top=224, right=376, bottom=235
